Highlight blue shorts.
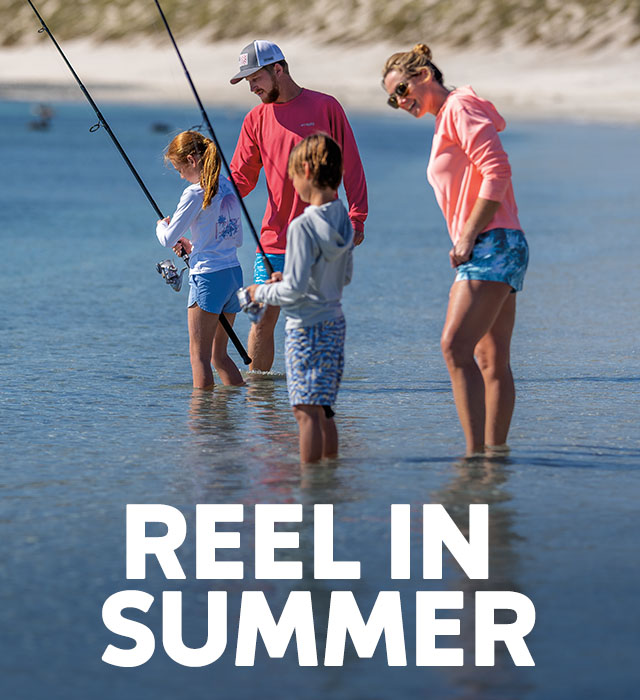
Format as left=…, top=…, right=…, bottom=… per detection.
left=284, top=317, right=346, bottom=408
left=253, top=252, right=286, bottom=284
left=187, top=265, right=243, bottom=314
left=455, top=228, right=529, bottom=292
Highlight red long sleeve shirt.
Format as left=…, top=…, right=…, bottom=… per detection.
left=230, top=88, right=368, bottom=254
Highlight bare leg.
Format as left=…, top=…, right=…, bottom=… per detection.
left=188, top=304, right=218, bottom=389
left=247, top=304, right=280, bottom=372
left=475, top=294, right=516, bottom=447
left=211, top=312, right=245, bottom=386
left=440, top=280, right=513, bottom=455
left=321, top=415, right=338, bottom=458
left=292, top=405, right=325, bottom=463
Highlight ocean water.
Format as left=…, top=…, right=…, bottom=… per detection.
left=1, top=97, right=639, bottom=700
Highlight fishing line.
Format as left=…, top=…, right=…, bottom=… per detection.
left=26, top=0, right=251, bottom=365
left=152, top=0, right=275, bottom=277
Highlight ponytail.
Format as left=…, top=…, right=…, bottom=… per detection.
left=164, top=130, right=221, bottom=209
left=200, top=141, right=221, bottom=209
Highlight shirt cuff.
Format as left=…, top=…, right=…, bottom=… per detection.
left=253, top=285, right=268, bottom=303
left=478, top=179, right=509, bottom=202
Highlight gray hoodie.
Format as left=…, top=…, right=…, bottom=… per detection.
left=254, top=199, right=354, bottom=329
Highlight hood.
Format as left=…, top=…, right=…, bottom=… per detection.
left=452, top=85, right=506, bottom=132
left=304, top=200, right=354, bottom=261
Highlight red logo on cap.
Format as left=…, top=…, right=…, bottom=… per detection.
left=239, top=53, right=248, bottom=67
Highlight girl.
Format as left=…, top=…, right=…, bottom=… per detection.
left=382, top=44, right=529, bottom=456
left=246, top=133, right=354, bottom=463
left=156, top=131, right=244, bottom=389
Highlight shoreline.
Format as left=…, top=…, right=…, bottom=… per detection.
left=2, top=38, right=640, bottom=124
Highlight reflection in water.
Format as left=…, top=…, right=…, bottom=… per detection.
left=178, top=387, right=252, bottom=502
left=184, top=378, right=353, bottom=503
left=188, top=387, right=239, bottom=438
left=430, top=452, right=534, bottom=699
left=244, top=375, right=298, bottom=455
left=176, top=382, right=366, bottom=688
left=184, top=376, right=361, bottom=506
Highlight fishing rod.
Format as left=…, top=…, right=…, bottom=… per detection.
left=152, top=0, right=275, bottom=278
left=26, top=0, right=251, bottom=366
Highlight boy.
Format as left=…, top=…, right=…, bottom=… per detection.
left=246, top=134, right=354, bottom=463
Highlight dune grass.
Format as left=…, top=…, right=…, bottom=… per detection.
left=5, top=0, right=640, bottom=48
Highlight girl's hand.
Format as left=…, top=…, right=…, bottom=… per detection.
left=267, top=271, right=283, bottom=283
left=173, top=237, right=193, bottom=257
left=449, top=237, right=475, bottom=268
left=245, top=284, right=259, bottom=301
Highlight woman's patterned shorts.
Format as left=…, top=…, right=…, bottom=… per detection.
left=284, top=316, right=346, bottom=408
left=455, top=228, right=529, bottom=292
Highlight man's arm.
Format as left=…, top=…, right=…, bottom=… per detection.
left=230, top=114, right=263, bottom=198
left=329, top=99, right=368, bottom=245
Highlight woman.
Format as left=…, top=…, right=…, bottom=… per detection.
left=382, top=44, right=529, bottom=455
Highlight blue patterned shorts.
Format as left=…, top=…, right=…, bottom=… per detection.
left=253, top=252, right=286, bottom=284
left=455, top=228, right=529, bottom=292
left=284, top=317, right=346, bottom=408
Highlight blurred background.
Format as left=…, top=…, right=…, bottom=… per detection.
left=1, top=0, right=640, bottom=120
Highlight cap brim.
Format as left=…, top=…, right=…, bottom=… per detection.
left=230, top=66, right=262, bottom=85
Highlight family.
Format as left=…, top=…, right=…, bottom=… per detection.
left=155, top=40, right=529, bottom=463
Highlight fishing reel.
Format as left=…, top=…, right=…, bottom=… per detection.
left=156, top=259, right=187, bottom=292
left=237, top=287, right=266, bottom=324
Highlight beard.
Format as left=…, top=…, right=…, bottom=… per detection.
left=260, top=75, right=280, bottom=104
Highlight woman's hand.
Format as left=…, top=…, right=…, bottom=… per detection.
left=449, top=236, right=475, bottom=267
left=173, top=237, right=193, bottom=257
left=451, top=198, right=501, bottom=267
left=267, top=271, right=283, bottom=283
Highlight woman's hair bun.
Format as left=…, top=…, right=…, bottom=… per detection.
left=412, top=43, right=432, bottom=61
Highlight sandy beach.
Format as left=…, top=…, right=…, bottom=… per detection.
left=2, top=37, right=640, bottom=123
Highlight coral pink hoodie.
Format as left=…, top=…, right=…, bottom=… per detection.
left=427, top=86, right=522, bottom=244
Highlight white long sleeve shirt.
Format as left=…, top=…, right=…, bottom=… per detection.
left=156, top=177, right=243, bottom=274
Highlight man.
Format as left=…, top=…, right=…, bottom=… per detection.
left=230, top=40, right=368, bottom=372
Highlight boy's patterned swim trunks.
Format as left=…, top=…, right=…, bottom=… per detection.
left=284, top=316, right=346, bottom=408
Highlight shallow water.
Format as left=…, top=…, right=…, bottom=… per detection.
left=1, top=98, right=639, bottom=699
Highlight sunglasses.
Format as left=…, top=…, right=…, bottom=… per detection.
left=387, top=81, right=410, bottom=109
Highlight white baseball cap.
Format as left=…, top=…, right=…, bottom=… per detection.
left=230, top=40, right=286, bottom=84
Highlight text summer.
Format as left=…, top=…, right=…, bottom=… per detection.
left=101, top=504, right=536, bottom=668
